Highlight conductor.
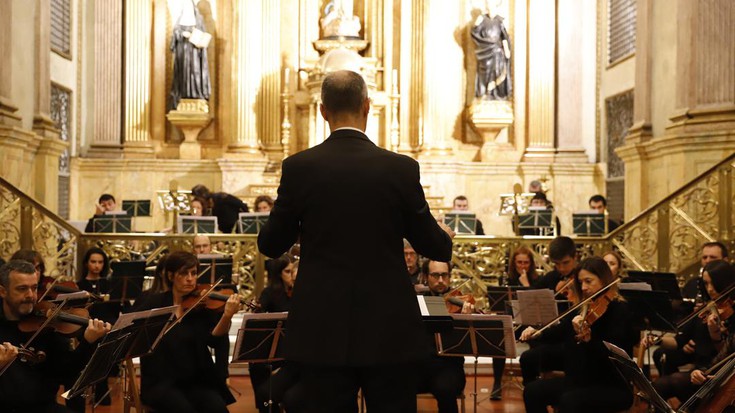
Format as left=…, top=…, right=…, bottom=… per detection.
left=258, top=70, right=454, bottom=412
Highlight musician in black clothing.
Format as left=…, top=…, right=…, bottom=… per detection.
left=191, top=184, right=250, bottom=233
left=520, top=236, right=578, bottom=384
left=452, top=196, right=485, bottom=235
left=0, top=260, right=110, bottom=413
left=522, top=256, right=637, bottom=413
left=83, top=194, right=117, bottom=233
left=131, top=251, right=239, bottom=413
left=251, top=254, right=298, bottom=413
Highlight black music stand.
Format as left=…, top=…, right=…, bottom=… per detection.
left=486, top=285, right=527, bottom=314
left=177, top=216, right=218, bottom=234
left=619, top=289, right=677, bottom=333
left=435, top=314, right=515, bottom=413
left=92, top=214, right=133, bottom=233
left=232, top=312, right=288, bottom=413
left=109, top=261, right=146, bottom=304
left=197, top=256, right=233, bottom=284
left=238, top=212, right=270, bottom=234
left=604, top=342, right=676, bottom=413
left=444, top=212, right=478, bottom=235
left=518, top=208, right=555, bottom=236
left=572, top=212, right=606, bottom=236
left=626, top=271, right=683, bottom=301
left=122, top=200, right=152, bottom=217
left=63, top=306, right=176, bottom=408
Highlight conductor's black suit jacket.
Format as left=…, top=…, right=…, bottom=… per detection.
left=258, top=128, right=453, bottom=366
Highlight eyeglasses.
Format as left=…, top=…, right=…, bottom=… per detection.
left=428, top=272, right=450, bottom=279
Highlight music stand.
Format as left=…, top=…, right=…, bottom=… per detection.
left=109, top=261, right=146, bottom=304
left=122, top=200, right=152, bottom=217
left=619, top=289, right=677, bottom=333
left=513, top=289, right=559, bottom=327
left=443, top=212, right=478, bottom=235
left=238, top=212, right=270, bottom=234
left=572, top=212, right=607, bottom=236
left=604, top=341, right=676, bottom=413
left=92, top=213, right=133, bottom=233
left=197, top=255, right=233, bottom=284
left=518, top=208, right=555, bottom=236
left=177, top=216, right=218, bottom=234
left=63, top=306, right=176, bottom=405
left=486, top=286, right=527, bottom=314
left=626, top=271, right=683, bottom=301
left=435, top=314, right=515, bottom=413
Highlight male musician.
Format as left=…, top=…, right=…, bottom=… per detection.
left=84, top=193, right=117, bottom=233
left=193, top=234, right=213, bottom=255
left=452, top=195, right=485, bottom=235
left=417, top=260, right=467, bottom=413
left=0, top=260, right=110, bottom=413
left=258, top=70, right=454, bottom=412
left=520, top=236, right=578, bottom=384
left=588, top=194, right=620, bottom=232
left=404, top=239, right=422, bottom=285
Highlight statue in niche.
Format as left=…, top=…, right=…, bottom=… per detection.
left=471, top=7, right=512, bottom=100
left=168, top=0, right=211, bottom=111
left=321, top=0, right=362, bottom=39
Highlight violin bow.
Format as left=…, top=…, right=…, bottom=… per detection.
left=164, top=279, right=223, bottom=335
left=676, top=282, right=735, bottom=330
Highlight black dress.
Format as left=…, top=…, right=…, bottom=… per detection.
left=130, top=292, right=235, bottom=413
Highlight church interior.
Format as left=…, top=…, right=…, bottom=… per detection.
left=1, top=0, right=735, bottom=412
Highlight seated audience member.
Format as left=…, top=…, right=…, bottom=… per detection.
left=507, top=246, right=538, bottom=287
left=404, top=239, right=422, bottom=285
left=84, top=193, right=117, bottom=232
left=644, top=260, right=735, bottom=403
left=0, top=260, right=110, bottom=413
left=251, top=254, right=297, bottom=413
left=520, top=192, right=560, bottom=235
left=602, top=250, right=623, bottom=278
left=418, top=259, right=468, bottom=411
left=522, top=257, right=637, bottom=413
left=193, top=234, right=213, bottom=255
left=190, top=197, right=209, bottom=217
left=254, top=195, right=275, bottom=213
left=519, top=236, right=579, bottom=385
left=192, top=185, right=250, bottom=233
left=588, top=194, right=620, bottom=232
left=130, top=251, right=238, bottom=413
left=452, top=195, right=485, bottom=235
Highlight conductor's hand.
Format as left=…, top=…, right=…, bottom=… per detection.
left=520, top=326, right=538, bottom=342
left=437, top=221, right=456, bottom=239
left=84, top=319, right=111, bottom=344
left=223, top=294, right=241, bottom=319
left=0, top=342, right=18, bottom=367
left=690, top=369, right=710, bottom=386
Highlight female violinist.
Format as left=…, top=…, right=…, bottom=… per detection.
left=0, top=260, right=110, bottom=413
left=507, top=246, right=537, bottom=287
left=250, top=254, right=299, bottom=413
left=521, top=256, right=638, bottom=413
left=130, top=251, right=239, bottom=413
left=602, top=250, right=624, bottom=278
left=646, top=260, right=735, bottom=403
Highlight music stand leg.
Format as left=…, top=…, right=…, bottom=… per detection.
left=124, top=359, right=143, bottom=413
left=473, top=356, right=478, bottom=413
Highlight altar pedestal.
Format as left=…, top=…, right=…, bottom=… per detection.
left=469, top=100, right=515, bottom=162
left=166, top=99, right=211, bottom=160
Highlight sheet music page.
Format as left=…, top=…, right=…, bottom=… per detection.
left=416, top=295, right=430, bottom=316
left=112, top=305, right=177, bottom=331
left=516, top=289, right=558, bottom=326
left=619, top=282, right=653, bottom=291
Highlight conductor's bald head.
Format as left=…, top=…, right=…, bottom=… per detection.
left=320, top=70, right=370, bottom=131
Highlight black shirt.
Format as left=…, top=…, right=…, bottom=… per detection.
left=211, top=192, right=249, bottom=233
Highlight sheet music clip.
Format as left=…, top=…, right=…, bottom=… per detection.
left=62, top=306, right=177, bottom=401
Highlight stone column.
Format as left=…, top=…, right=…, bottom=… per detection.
left=228, top=0, right=267, bottom=159
left=398, top=0, right=425, bottom=154
left=420, top=0, right=459, bottom=157
left=555, top=0, right=590, bottom=162
left=123, top=0, right=154, bottom=157
left=260, top=0, right=283, bottom=162
left=32, top=0, right=59, bottom=140
left=88, top=0, right=124, bottom=157
left=524, top=0, right=556, bottom=161
left=0, top=0, right=20, bottom=125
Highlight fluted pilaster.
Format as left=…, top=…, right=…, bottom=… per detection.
left=260, top=0, right=282, bottom=161
left=524, top=0, right=556, bottom=160
left=123, top=0, right=154, bottom=157
left=399, top=0, right=425, bottom=154
left=89, top=0, right=123, bottom=157
left=32, top=0, right=58, bottom=137
left=0, top=0, right=20, bottom=124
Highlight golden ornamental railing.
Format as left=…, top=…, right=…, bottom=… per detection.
left=1, top=151, right=733, bottom=306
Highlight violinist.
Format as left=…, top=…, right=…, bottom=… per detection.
left=645, top=260, right=735, bottom=403
left=130, top=251, right=238, bottom=413
left=10, top=249, right=48, bottom=289
left=417, top=259, right=468, bottom=412
left=0, top=260, right=110, bottom=413
left=522, top=256, right=637, bottom=413
left=250, top=253, right=298, bottom=413
left=520, top=236, right=578, bottom=385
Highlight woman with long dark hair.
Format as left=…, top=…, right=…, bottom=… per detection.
left=507, top=246, right=537, bottom=287
left=522, top=256, right=637, bottom=413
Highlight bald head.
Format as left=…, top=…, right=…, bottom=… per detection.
left=320, top=70, right=369, bottom=130
left=192, top=235, right=212, bottom=255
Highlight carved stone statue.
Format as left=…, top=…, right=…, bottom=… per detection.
left=471, top=13, right=512, bottom=100
left=320, top=0, right=362, bottom=39
left=168, top=0, right=211, bottom=111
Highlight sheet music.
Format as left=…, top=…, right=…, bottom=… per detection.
left=112, top=305, right=177, bottom=331
left=516, top=289, right=558, bottom=326
left=619, top=282, right=653, bottom=291
left=417, top=295, right=430, bottom=316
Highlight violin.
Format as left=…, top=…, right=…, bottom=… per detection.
left=699, top=297, right=734, bottom=327
left=575, top=285, right=617, bottom=343
left=181, top=284, right=249, bottom=312
left=38, top=277, right=101, bottom=303
left=444, top=289, right=483, bottom=314
left=17, top=301, right=92, bottom=336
